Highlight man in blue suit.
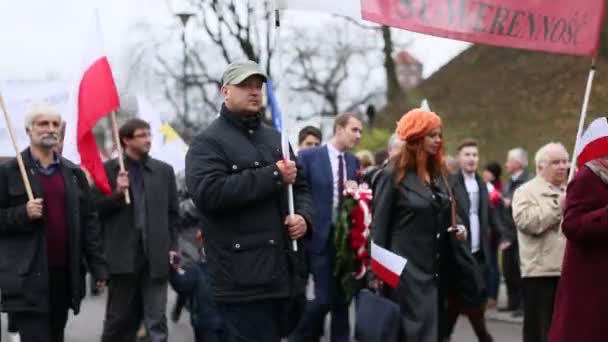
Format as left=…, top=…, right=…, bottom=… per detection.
left=291, top=113, right=363, bottom=342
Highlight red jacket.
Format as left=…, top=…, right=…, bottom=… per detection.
left=549, top=166, right=608, bottom=342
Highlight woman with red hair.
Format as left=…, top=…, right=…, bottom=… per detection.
left=372, top=109, right=483, bottom=342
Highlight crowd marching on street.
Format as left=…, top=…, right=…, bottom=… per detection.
left=1, top=58, right=608, bottom=342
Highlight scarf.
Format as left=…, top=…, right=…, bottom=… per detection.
left=586, top=160, right=608, bottom=184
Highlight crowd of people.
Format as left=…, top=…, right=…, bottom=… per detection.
left=0, top=59, right=607, bottom=342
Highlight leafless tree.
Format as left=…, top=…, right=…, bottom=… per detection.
left=125, top=2, right=412, bottom=140
left=125, top=0, right=277, bottom=142
left=285, top=24, right=385, bottom=117
left=338, top=17, right=406, bottom=106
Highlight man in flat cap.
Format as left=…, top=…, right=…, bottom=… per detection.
left=185, top=60, right=313, bottom=342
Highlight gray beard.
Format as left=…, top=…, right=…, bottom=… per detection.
left=39, top=137, right=59, bottom=148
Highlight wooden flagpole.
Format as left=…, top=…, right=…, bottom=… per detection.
left=0, top=93, right=34, bottom=201
left=109, top=111, right=130, bottom=204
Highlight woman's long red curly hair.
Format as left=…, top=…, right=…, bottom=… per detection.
left=393, top=136, right=446, bottom=185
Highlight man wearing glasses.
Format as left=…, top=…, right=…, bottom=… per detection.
left=95, top=118, right=179, bottom=342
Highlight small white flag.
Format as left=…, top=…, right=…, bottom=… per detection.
left=370, top=241, right=407, bottom=288
left=420, top=99, right=431, bottom=112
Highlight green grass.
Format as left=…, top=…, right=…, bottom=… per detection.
left=358, top=126, right=393, bottom=152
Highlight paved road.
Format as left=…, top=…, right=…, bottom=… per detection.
left=1, top=289, right=194, bottom=342
left=2, top=290, right=521, bottom=341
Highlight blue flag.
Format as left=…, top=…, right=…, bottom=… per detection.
left=266, top=80, right=289, bottom=160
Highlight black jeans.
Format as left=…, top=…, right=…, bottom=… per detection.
left=10, top=268, right=70, bottom=342
left=522, top=277, right=559, bottom=342
left=217, top=299, right=287, bottom=342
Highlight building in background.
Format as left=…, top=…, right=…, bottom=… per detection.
left=394, top=51, right=423, bottom=91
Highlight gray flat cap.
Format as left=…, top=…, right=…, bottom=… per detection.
left=222, top=60, right=267, bottom=86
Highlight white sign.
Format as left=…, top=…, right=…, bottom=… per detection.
left=0, top=81, right=71, bottom=156
left=137, top=95, right=188, bottom=174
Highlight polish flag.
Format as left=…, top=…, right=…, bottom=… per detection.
left=370, top=241, right=407, bottom=288
left=575, top=117, right=608, bottom=168
left=64, top=11, right=118, bottom=194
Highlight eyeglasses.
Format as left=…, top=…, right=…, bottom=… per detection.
left=132, top=132, right=152, bottom=139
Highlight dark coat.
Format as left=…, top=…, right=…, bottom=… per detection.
left=449, top=172, right=495, bottom=262
left=170, top=260, right=222, bottom=342
left=501, top=170, right=529, bottom=243
left=185, top=110, right=313, bottom=303
left=95, top=156, right=178, bottom=279
left=549, top=166, right=608, bottom=342
left=372, top=168, right=482, bottom=342
left=0, top=150, right=108, bottom=313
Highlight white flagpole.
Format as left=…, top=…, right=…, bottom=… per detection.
left=275, top=8, right=298, bottom=252
left=569, top=58, right=596, bottom=183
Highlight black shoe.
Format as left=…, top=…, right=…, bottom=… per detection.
left=171, top=306, right=182, bottom=323
left=511, top=309, right=524, bottom=318
left=497, top=306, right=515, bottom=312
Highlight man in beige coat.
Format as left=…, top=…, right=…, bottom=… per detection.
left=512, top=142, right=568, bottom=342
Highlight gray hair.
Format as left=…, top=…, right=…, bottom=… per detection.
left=534, top=142, right=569, bottom=170
left=507, top=147, right=528, bottom=167
left=24, top=103, right=62, bottom=130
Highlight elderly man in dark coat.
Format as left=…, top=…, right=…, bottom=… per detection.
left=0, top=103, right=108, bottom=342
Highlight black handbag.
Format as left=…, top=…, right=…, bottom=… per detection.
left=355, top=289, right=401, bottom=342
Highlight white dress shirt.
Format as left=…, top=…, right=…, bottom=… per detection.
left=326, top=143, right=346, bottom=219
left=511, top=170, right=524, bottom=182
left=464, top=173, right=481, bottom=253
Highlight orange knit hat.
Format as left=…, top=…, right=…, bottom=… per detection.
left=395, top=108, right=442, bottom=141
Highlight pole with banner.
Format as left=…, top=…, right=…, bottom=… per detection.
left=109, top=111, right=131, bottom=204
left=267, top=78, right=298, bottom=252
left=0, top=93, right=34, bottom=201
left=569, top=58, right=597, bottom=182
left=279, top=0, right=606, bottom=182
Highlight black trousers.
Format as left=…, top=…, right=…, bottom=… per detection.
left=501, top=243, right=522, bottom=309
left=443, top=252, right=492, bottom=342
left=7, top=313, right=18, bottom=332
left=522, top=277, right=559, bottom=342
left=101, top=270, right=168, bottom=342
left=10, top=268, right=70, bottom=342
left=217, top=299, right=286, bottom=342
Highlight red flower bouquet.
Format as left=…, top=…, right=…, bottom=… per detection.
left=333, top=181, right=372, bottom=302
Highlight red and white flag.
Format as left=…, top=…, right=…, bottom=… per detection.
left=575, top=117, right=608, bottom=168
left=370, top=241, right=407, bottom=288
left=64, top=10, right=118, bottom=194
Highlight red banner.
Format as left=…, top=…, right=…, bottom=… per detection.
left=361, top=0, right=605, bottom=56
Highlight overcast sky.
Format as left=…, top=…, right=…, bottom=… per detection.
left=0, top=0, right=469, bottom=81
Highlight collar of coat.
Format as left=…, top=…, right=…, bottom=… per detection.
left=220, top=103, right=262, bottom=132
left=110, top=153, right=157, bottom=173
left=532, top=176, right=565, bottom=196
left=20, top=148, right=80, bottom=172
